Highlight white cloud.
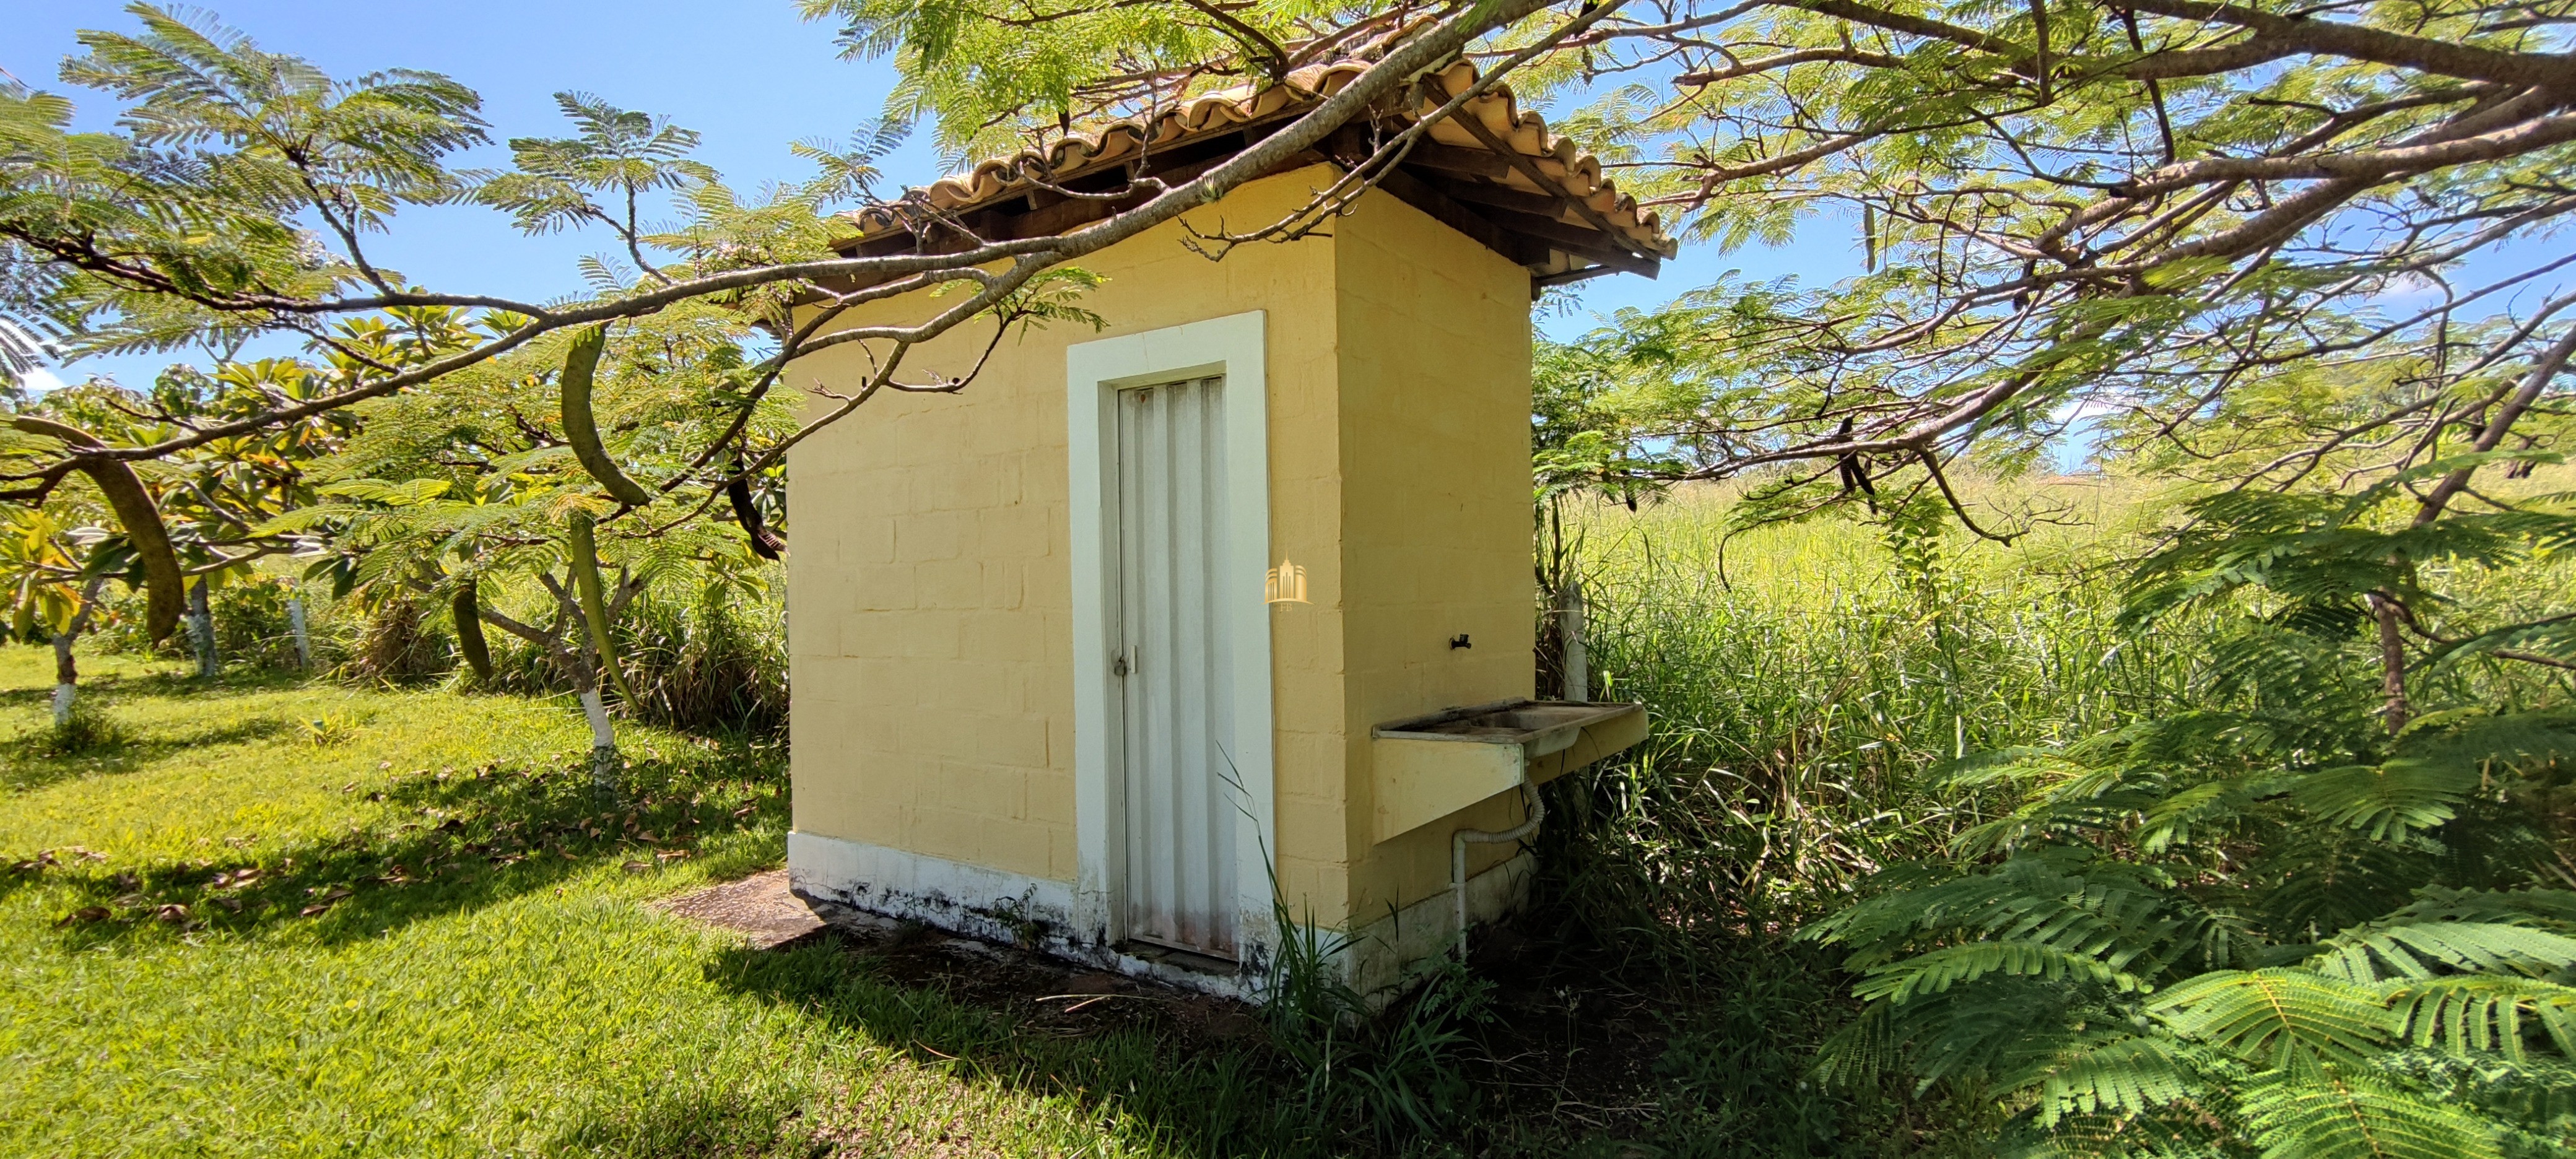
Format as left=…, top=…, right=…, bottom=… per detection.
left=20, top=367, right=70, bottom=394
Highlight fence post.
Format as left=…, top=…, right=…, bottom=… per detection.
left=287, top=593, right=311, bottom=669
left=1560, top=578, right=1587, bottom=703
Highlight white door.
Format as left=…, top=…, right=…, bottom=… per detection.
left=1112, top=376, right=1240, bottom=958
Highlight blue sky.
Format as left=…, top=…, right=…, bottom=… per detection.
left=4, top=0, right=1852, bottom=393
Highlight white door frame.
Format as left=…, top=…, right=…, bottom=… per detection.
left=1067, top=311, right=1276, bottom=957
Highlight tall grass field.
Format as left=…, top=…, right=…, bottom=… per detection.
left=1538, top=479, right=2195, bottom=935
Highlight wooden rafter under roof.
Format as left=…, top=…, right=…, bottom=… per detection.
left=829, top=59, right=1677, bottom=296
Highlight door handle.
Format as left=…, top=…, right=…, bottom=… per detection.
left=1112, top=650, right=1131, bottom=677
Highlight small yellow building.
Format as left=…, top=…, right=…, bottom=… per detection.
left=786, top=61, right=1671, bottom=996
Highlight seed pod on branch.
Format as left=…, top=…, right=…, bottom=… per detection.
left=564, top=513, right=638, bottom=705
left=558, top=326, right=655, bottom=507
left=10, top=417, right=183, bottom=643
left=724, top=446, right=783, bottom=560
left=451, top=581, right=494, bottom=682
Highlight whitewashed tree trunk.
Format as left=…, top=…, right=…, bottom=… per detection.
left=474, top=572, right=623, bottom=800
left=188, top=578, right=217, bottom=679
left=287, top=596, right=311, bottom=669
left=51, top=628, right=77, bottom=726
left=580, top=687, right=619, bottom=792
left=50, top=575, right=107, bottom=729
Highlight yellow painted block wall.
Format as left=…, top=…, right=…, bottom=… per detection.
left=788, top=167, right=1355, bottom=913
left=790, top=166, right=1539, bottom=934
left=1330, top=188, right=1539, bottom=922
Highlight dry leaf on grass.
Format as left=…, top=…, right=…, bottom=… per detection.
left=53, top=906, right=110, bottom=927
left=299, top=886, right=353, bottom=916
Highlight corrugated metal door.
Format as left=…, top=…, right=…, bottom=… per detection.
left=1113, top=376, right=1238, bottom=958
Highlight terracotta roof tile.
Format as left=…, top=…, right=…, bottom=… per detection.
left=847, top=59, right=1674, bottom=262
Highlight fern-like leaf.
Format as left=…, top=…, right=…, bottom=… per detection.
left=1855, top=940, right=2148, bottom=1002
left=2310, top=921, right=2576, bottom=984
left=2291, top=759, right=2482, bottom=842
left=2136, top=771, right=2300, bottom=853
left=2235, top=1063, right=2501, bottom=1159
left=2387, top=976, right=2576, bottom=1061
left=2152, top=970, right=2393, bottom=1068
left=1811, top=1002, right=1899, bottom=1088
left=2392, top=711, right=2576, bottom=771
left=2033, top=1033, right=2206, bottom=1126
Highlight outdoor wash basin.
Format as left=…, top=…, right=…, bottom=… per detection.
left=1368, top=700, right=1646, bottom=843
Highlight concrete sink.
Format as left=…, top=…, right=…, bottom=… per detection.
left=1368, top=699, right=1646, bottom=843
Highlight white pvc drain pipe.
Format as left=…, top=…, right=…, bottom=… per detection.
left=1451, top=776, right=1544, bottom=960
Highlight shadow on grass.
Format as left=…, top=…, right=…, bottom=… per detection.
left=1, top=714, right=296, bottom=792
left=550, top=1081, right=832, bottom=1159
left=699, top=934, right=1331, bottom=1159
left=0, top=666, right=361, bottom=793
left=0, top=664, right=313, bottom=711
left=11, top=739, right=790, bottom=949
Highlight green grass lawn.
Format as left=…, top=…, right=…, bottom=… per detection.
left=0, top=648, right=1299, bottom=1158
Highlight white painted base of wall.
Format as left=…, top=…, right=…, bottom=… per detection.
left=787, top=830, right=1534, bottom=1004
left=1343, top=850, right=1536, bottom=1000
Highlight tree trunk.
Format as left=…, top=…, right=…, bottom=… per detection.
left=580, top=686, right=619, bottom=792
left=551, top=647, right=619, bottom=797
left=51, top=630, right=77, bottom=727
left=187, top=577, right=217, bottom=679
left=51, top=575, right=108, bottom=727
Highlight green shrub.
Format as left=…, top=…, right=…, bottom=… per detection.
left=92, top=571, right=349, bottom=671
left=1263, top=896, right=1498, bottom=1148
left=348, top=593, right=450, bottom=684
left=32, top=695, right=128, bottom=755
left=207, top=573, right=310, bottom=670
left=83, top=562, right=789, bottom=740
left=474, top=570, right=787, bottom=737
left=1801, top=484, right=2576, bottom=1156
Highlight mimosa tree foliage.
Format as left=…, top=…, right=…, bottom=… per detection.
left=2, top=3, right=2573, bottom=1149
